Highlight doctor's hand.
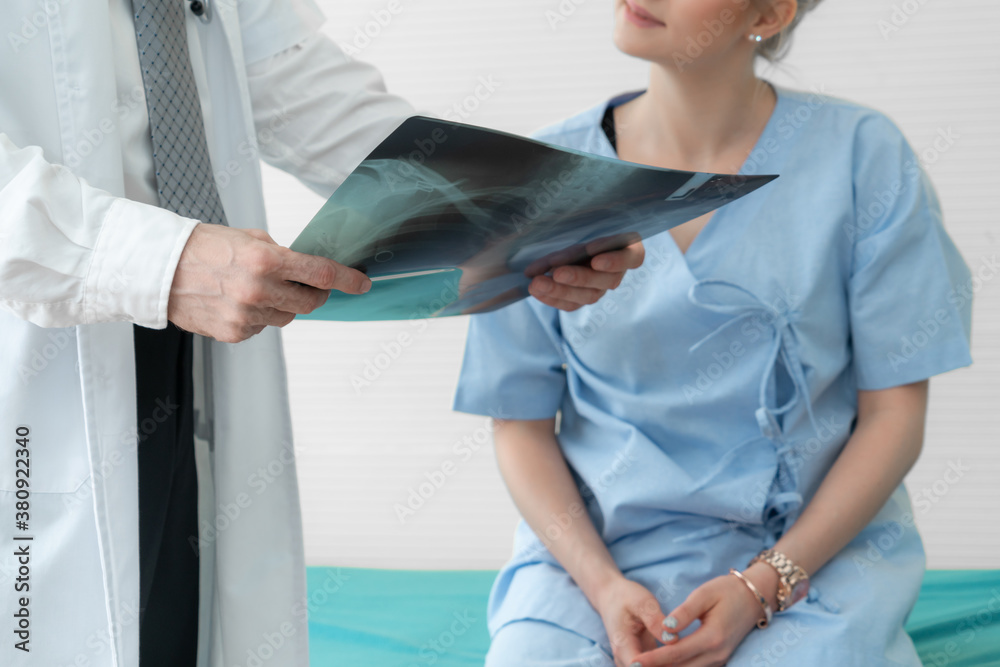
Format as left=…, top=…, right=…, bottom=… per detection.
left=630, top=567, right=774, bottom=667
left=167, top=223, right=371, bottom=343
left=528, top=241, right=644, bottom=311
left=592, top=575, right=667, bottom=667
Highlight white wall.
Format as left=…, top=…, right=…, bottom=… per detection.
left=262, top=0, right=1000, bottom=570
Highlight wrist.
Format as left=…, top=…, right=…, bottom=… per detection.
left=742, top=562, right=780, bottom=611
left=583, top=564, right=627, bottom=613
left=748, top=549, right=811, bottom=612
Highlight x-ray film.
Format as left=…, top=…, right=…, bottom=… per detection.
left=290, top=116, right=777, bottom=321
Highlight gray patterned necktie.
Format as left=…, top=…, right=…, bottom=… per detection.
left=130, top=0, right=224, bottom=452
left=131, top=0, right=228, bottom=226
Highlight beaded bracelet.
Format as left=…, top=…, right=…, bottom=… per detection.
left=729, top=568, right=773, bottom=629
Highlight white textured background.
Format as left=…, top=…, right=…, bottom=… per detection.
left=262, top=0, right=1000, bottom=570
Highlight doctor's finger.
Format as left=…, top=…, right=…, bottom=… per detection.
left=227, top=323, right=267, bottom=342
left=590, top=241, right=645, bottom=272
left=268, top=281, right=331, bottom=315
left=261, top=308, right=297, bottom=328
left=279, top=249, right=372, bottom=295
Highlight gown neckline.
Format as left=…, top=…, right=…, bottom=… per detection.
left=598, top=83, right=790, bottom=276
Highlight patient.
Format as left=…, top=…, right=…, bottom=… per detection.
left=452, top=1, right=973, bottom=665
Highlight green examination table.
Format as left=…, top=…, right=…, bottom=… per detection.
left=306, top=568, right=1000, bottom=666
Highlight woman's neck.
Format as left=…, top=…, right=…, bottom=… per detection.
left=617, top=61, right=775, bottom=173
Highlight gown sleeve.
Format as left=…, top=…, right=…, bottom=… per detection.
left=846, top=113, right=973, bottom=390
left=453, top=297, right=568, bottom=421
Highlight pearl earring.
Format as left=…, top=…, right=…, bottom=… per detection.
left=748, top=34, right=763, bottom=42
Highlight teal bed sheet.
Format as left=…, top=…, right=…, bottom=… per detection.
left=307, top=568, right=1000, bottom=666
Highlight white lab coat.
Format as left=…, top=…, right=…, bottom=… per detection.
left=0, top=0, right=412, bottom=665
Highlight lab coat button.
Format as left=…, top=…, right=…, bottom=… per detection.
left=190, top=0, right=205, bottom=16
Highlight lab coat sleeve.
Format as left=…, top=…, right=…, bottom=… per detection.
left=0, top=134, right=198, bottom=329
left=245, top=32, right=416, bottom=198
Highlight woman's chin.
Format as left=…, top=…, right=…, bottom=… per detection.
left=612, top=30, right=670, bottom=64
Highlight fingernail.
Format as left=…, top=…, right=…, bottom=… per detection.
left=594, top=257, right=610, bottom=271
left=662, top=631, right=676, bottom=642
left=663, top=616, right=678, bottom=629
left=629, top=663, right=642, bottom=667
left=360, top=279, right=372, bottom=294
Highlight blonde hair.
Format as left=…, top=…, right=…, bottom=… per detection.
left=755, top=0, right=823, bottom=61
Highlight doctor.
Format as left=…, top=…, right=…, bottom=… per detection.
left=0, top=0, right=643, bottom=665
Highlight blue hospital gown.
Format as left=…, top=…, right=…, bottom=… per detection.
left=452, top=86, right=974, bottom=666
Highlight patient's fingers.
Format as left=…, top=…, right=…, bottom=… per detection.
left=590, top=241, right=645, bottom=272
left=551, top=264, right=624, bottom=291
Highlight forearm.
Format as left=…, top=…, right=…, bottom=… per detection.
left=773, top=381, right=929, bottom=579
left=494, top=418, right=622, bottom=608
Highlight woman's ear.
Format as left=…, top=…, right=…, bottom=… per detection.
left=750, top=0, right=798, bottom=41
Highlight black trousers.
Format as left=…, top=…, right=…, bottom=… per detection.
left=134, top=324, right=200, bottom=666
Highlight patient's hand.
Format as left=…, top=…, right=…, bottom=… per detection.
left=630, top=570, right=767, bottom=667
left=528, top=241, right=644, bottom=311
left=592, top=575, right=667, bottom=667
